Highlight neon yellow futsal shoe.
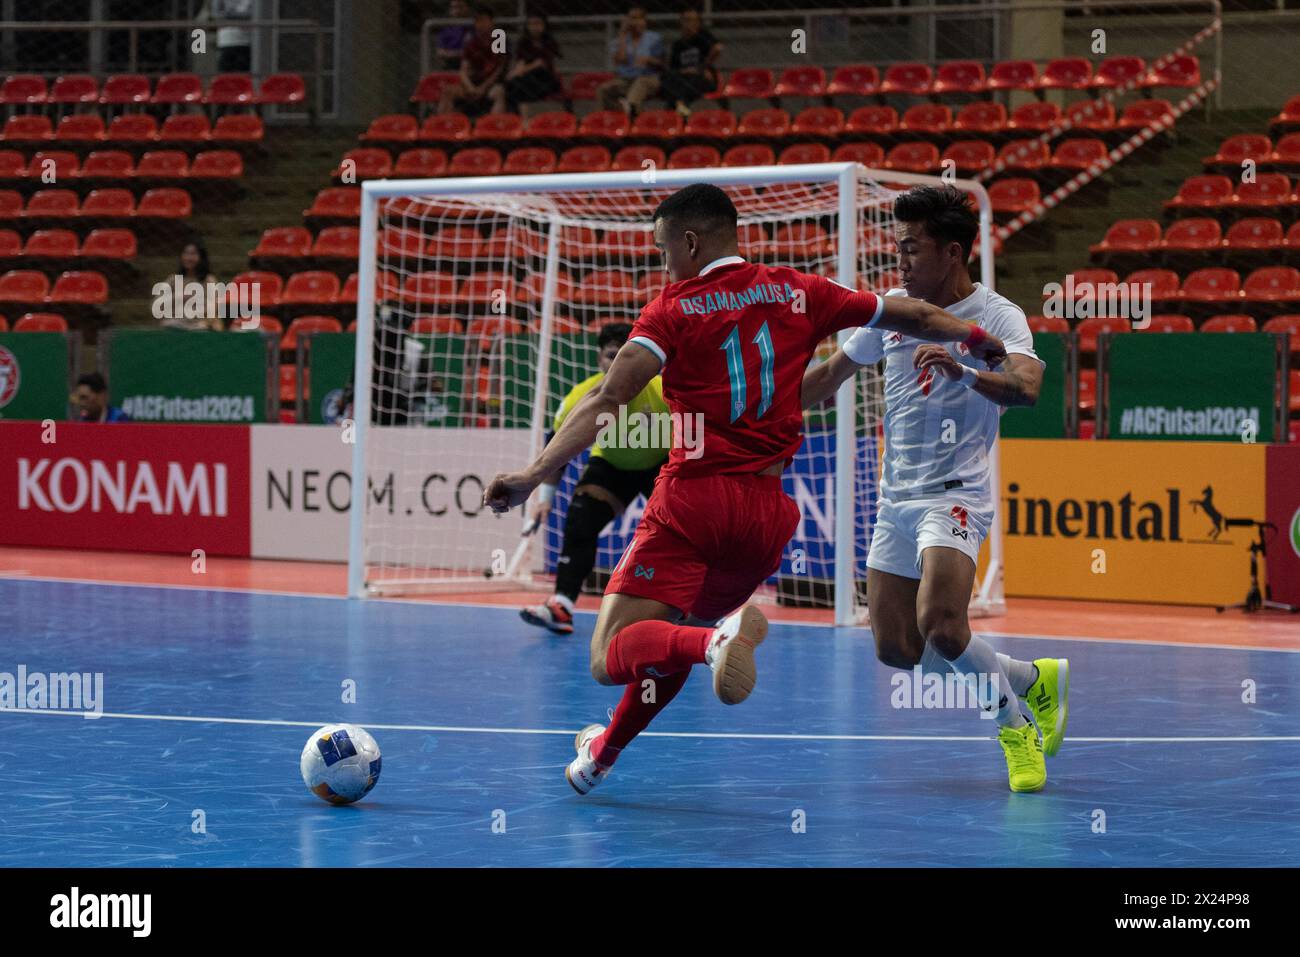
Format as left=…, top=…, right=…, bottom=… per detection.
left=1024, top=658, right=1069, bottom=757
left=998, top=722, right=1046, bottom=793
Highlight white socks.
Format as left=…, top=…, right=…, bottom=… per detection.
left=945, top=636, right=1026, bottom=728
left=918, top=640, right=1036, bottom=698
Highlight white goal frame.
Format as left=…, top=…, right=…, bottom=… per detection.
left=347, top=162, right=1004, bottom=625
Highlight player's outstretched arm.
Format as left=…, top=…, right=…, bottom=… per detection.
left=876, top=296, right=1006, bottom=365
left=914, top=346, right=1043, bottom=407
left=801, top=347, right=864, bottom=409
left=483, top=342, right=661, bottom=512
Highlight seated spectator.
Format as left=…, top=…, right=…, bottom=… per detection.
left=211, top=0, right=254, bottom=73
left=660, top=8, right=722, bottom=116
left=596, top=7, right=663, bottom=116
left=494, top=13, right=561, bottom=116
left=439, top=7, right=508, bottom=117
left=435, top=0, right=474, bottom=70
left=74, top=372, right=129, bottom=423
left=159, top=240, right=223, bottom=331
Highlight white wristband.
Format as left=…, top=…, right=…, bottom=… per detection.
left=959, top=365, right=980, bottom=389
left=842, top=326, right=884, bottom=365
left=537, top=483, right=557, bottom=505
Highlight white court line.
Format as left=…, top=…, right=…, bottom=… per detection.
left=2, top=574, right=1298, bottom=654
left=2, top=708, right=1298, bottom=743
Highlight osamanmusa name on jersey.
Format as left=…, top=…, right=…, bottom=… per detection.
left=677, top=281, right=801, bottom=316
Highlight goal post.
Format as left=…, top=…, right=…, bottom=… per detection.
left=346, top=162, right=1003, bottom=625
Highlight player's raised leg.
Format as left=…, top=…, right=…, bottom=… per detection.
left=917, top=544, right=1045, bottom=792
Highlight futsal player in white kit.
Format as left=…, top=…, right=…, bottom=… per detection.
left=802, top=186, right=1070, bottom=792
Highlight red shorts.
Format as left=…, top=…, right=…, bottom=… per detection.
left=606, top=471, right=800, bottom=621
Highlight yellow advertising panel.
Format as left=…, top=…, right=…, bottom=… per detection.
left=1000, top=439, right=1266, bottom=605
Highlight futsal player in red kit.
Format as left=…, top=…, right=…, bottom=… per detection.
left=484, top=184, right=1006, bottom=793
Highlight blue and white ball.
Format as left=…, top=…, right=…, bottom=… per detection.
left=301, top=724, right=382, bottom=805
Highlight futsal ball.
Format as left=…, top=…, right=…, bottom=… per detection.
left=300, top=724, right=382, bottom=805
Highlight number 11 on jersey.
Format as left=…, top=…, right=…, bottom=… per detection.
left=721, top=321, right=775, bottom=423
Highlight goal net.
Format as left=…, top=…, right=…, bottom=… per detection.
left=347, top=163, right=1004, bottom=624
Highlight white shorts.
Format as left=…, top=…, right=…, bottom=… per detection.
left=866, top=495, right=993, bottom=580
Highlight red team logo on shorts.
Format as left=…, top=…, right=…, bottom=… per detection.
left=950, top=505, right=969, bottom=540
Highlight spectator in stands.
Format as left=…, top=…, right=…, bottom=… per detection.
left=74, top=373, right=130, bottom=423
left=494, top=12, right=561, bottom=116
left=435, top=0, right=474, bottom=70
left=596, top=7, right=664, bottom=115
left=160, top=241, right=223, bottom=332
left=659, top=8, right=722, bottom=117
left=438, top=6, right=508, bottom=117
left=211, top=0, right=254, bottom=73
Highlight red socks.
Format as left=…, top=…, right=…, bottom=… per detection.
left=589, top=620, right=714, bottom=767
left=603, top=620, right=713, bottom=684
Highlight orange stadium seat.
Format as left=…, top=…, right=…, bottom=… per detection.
left=565, top=72, right=614, bottom=102
left=191, top=150, right=244, bottom=179
left=151, top=73, right=203, bottom=105
left=473, top=113, right=524, bottom=142
left=779, top=143, right=830, bottom=165
left=2, top=115, right=53, bottom=142
left=281, top=271, right=341, bottom=308
left=282, top=315, right=343, bottom=351
left=953, top=102, right=1007, bottom=135
left=50, top=270, right=108, bottom=304
left=0, top=150, right=23, bottom=178
left=14, top=312, right=66, bottom=332
left=1263, top=315, right=1300, bottom=353
left=791, top=106, right=844, bottom=137
left=900, top=104, right=951, bottom=135
left=611, top=145, right=664, bottom=171
left=1164, top=175, right=1233, bottom=212
left=1125, top=268, right=1183, bottom=305
left=258, top=73, right=306, bottom=106
left=719, top=68, right=775, bottom=100
left=460, top=270, right=516, bottom=306
left=27, top=151, right=80, bottom=180
left=54, top=114, right=105, bottom=143
left=883, top=142, right=939, bottom=173
left=22, top=229, right=78, bottom=258
left=880, top=62, right=933, bottom=96
left=81, top=150, right=135, bottom=179
left=774, top=66, right=826, bottom=98
left=1232, top=173, right=1294, bottom=213
left=0, top=229, right=20, bottom=255
left=448, top=147, right=502, bottom=176
left=1203, top=133, right=1271, bottom=169
left=502, top=147, right=556, bottom=175
left=393, top=148, right=448, bottom=177
left=410, top=72, right=460, bottom=107
left=988, top=60, right=1037, bottom=91
left=1117, top=99, right=1174, bottom=133
left=99, top=74, right=151, bottom=105
left=336, top=148, right=392, bottom=180
left=137, top=188, right=191, bottom=219
left=0, top=191, right=22, bottom=218
left=1090, top=219, right=1161, bottom=260
left=832, top=142, right=885, bottom=166
left=1038, top=57, right=1092, bottom=90
left=556, top=146, right=610, bottom=173
left=668, top=145, right=721, bottom=169
left=934, top=61, right=987, bottom=95
left=362, top=114, right=417, bottom=144
left=24, top=189, right=80, bottom=219
left=49, top=74, right=99, bottom=105
left=941, top=140, right=995, bottom=174
left=251, top=226, right=312, bottom=259
left=1179, top=268, right=1242, bottom=307
left=1201, top=314, right=1257, bottom=333
left=426, top=226, right=482, bottom=259
left=1269, top=133, right=1300, bottom=170
left=572, top=270, right=634, bottom=306
left=525, top=111, right=578, bottom=139
left=1242, top=266, right=1300, bottom=305
left=312, top=227, right=359, bottom=260
left=0, top=75, right=47, bottom=105
left=1066, top=99, right=1116, bottom=133
left=1007, top=102, right=1061, bottom=134
left=996, top=139, right=1051, bottom=174
left=1091, top=56, right=1146, bottom=91
left=737, top=108, right=790, bottom=138
left=136, top=150, right=190, bottom=178
left=1027, top=314, right=1069, bottom=333
left=206, top=73, right=255, bottom=107
left=1269, top=95, right=1300, bottom=135
left=409, top=316, right=461, bottom=335
left=826, top=64, right=879, bottom=96
left=106, top=114, right=158, bottom=143
left=988, top=178, right=1041, bottom=216
left=631, top=109, right=683, bottom=140
left=80, top=228, right=137, bottom=259
left=80, top=189, right=135, bottom=218
left=1076, top=316, right=1129, bottom=354
left=211, top=114, right=264, bottom=142
left=1224, top=217, right=1284, bottom=254
left=845, top=106, right=898, bottom=136
left=159, top=114, right=211, bottom=143
left=577, top=110, right=629, bottom=140
left=1145, top=54, right=1200, bottom=89
left=226, top=271, right=283, bottom=309
left=1142, top=314, right=1194, bottom=333
left=1158, top=217, right=1221, bottom=255
left=605, top=230, right=656, bottom=257
left=721, top=144, right=775, bottom=167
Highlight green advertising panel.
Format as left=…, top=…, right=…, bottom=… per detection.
left=1105, top=332, right=1279, bottom=442
left=1000, top=332, right=1070, bottom=439
left=105, top=329, right=273, bottom=423
left=0, top=332, right=70, bottom=421
left=503, top=334, right=599, bottom=430
left=306, top=331, right=355, bottom=424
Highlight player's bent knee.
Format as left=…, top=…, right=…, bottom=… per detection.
left=875, top=637, right=922, bottom=670
left=917, top=606, right=969, bottom=659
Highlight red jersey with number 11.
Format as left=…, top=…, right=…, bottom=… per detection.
left=628, top=257, right=883, bottom=479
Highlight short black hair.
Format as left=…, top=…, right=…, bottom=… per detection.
left=893, top=185, right=978, bottom=262
left=76, top=372, right=107, bottom=393
left=652, top=183, right=737, bottom=237
left=597, top=322, right=633, bottom=349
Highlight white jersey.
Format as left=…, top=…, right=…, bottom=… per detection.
left=878, top=283, right=1041, bottom=507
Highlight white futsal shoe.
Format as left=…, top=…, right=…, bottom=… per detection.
left=705, top=604, right=769, bottom=705
left=565, top=723, right=610, bottom=795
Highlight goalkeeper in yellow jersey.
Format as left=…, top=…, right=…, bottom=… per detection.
left=521, top=322, right=672, bottom=635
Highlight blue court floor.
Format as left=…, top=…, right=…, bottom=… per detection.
left=1, top=577, right=1297, bottom=867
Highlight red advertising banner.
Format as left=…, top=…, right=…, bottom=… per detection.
left=0, top=422, right=250, bottom=556
left=1265, top=444, right=1300, bottom=608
